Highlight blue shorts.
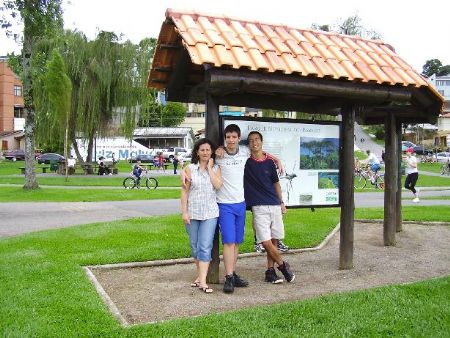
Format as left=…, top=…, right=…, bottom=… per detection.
left=371, top=163, right=381, bottom=173
left=218, top=202, right=246, bottom=244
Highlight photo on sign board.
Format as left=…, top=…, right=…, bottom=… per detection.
left=318, top=171, right=339, bottom=189
left=299, top=137, right=339, bottom=170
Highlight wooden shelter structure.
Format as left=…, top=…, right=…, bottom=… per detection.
left=148, top=9, right=444, bottom=281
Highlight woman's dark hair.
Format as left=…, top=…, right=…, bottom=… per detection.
left=191, top=138, right=216, bottom=164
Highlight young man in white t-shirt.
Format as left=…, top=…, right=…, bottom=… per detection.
left=214, top=124, right=251, bottom=293
left=216, top=124, right=285, bottom=293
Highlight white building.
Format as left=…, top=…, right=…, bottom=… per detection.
left=428, top=74, right=450, bottom=149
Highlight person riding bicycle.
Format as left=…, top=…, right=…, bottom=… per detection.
left=365, top=150, right=381, bottom=184
left=132, top=159, right=143, bottom=186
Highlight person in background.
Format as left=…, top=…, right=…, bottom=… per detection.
left=98, top=156, right=111, bottom=175
left=405, top=148, right=420, bottom=202
left=112, top=153, right=118, bottom=168
left=181, top=138, right=223, bottom=293
left=365, top=150, right=381, bottom=184
left=67, top=155, right=76, bottom=175
left=173, top=155, right=179, bottom=175
left=244, top=131, right=295, bottom=284
left=132, top=159, right=143, bottom=187
left=158, top=152, right=166, bottom=172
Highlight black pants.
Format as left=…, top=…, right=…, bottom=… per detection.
left=405, top=172, right=419, bottom=194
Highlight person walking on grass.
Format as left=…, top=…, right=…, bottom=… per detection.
left=244, top=131, right=295, bottom=284
left=405, top=148, right=420, bottom=202
left=181, top=138, right=223, bottom=293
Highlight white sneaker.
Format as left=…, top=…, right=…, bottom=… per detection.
left=412, top=197, right=420, bottom=203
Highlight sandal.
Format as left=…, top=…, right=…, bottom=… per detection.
left=190, top=281, right=200, bottom=287
left=199, top=286, right=213, bottom=293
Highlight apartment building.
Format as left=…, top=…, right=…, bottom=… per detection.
left=0, top=59, right=25, bottom=150
left=428, top=74, right=450, bottom=148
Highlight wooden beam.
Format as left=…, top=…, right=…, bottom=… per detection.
left=208, top=69, right=412, bottom=104
left=154, top=66, right=173, bottom=73
left=160, top=44, right=180, bottom=49
left=384, top=113, right=397, bottom=245
left=339, top=105, right=355, bottom=269
left=165, top=49, right=192, bottom=101
left=396, top=120, right=403, bottom=232
left=205, top=94, right=220, bottom=284
left=214, top=93, right=343, bottom=114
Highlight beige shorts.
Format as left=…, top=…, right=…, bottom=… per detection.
left=252, top=205, right=284, bottom=243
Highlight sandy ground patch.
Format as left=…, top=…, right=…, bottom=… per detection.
left=89, top=222, right=450, bottom=325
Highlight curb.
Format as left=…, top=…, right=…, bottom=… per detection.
left=86, top=223, right=342, bottom=271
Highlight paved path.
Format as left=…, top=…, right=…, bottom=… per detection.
left=354, top=122, right=384, bottom=158
left=0, top=188, right=448, bottom=238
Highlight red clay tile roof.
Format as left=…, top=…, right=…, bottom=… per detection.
left=148, top=9, right=443, bottom=106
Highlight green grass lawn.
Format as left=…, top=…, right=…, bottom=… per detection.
left=1, top=207, right=449, bottom=336
left=0, top=174, right=182, bottom=187
left=419, top=161, right=448, bottom=174
left=0, top=186, right=180, bottom=202
left=356, top=206, right=450, bottom=222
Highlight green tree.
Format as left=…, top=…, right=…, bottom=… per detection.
left=6, top=52, right=22, bottom=76
left=1, top=0, right=63, bottom=189
left=34, top=49, right=71, bottom=177
left=422, top=59, right=443, bottom=77
left=422, top=59, right=450, bottom=77
left=312, top=14, right=381, bottom=39
left=139, top=100, right=187, bottom=127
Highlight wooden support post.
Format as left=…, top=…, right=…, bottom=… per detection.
left=339, top=106, right=355, bottom=269
left=395, top=121, right=403, bottom=232
left=384, top=113, right=397, bottom=245
left=205, top=93, right=220, bottom=284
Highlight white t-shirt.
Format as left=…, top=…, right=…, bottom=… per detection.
left=367, top=153, right=380, bottom=165
left=405, top=155, right=418, bottom=174
left=215, top=146, right=250, bottom=204
left=67, top=158, right=76, bottom=167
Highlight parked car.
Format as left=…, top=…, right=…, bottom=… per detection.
left=179, top=151, right=192, bottom=163
left=128, top=154, right=154, bottom=163
left=412, top=145, right=432, bottom=155
left=4, top=149, right=25, bottom=161
left=163, top=147, right=188, bottom=162
left=401, top=141, right=416, bottom=152
left=37, top=153, right=65, bottom=164
left=436, top=152, right=450, bottom=163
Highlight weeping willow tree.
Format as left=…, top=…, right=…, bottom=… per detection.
left=32, top=31, right=157, bottom=163
left=36, top=31, right=156, bottom=163
left=34, top=49, right=71, bottom=178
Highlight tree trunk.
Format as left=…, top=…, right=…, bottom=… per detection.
left=86, top=134, right=94, bottom=162
left=72, top=138, right=84, bottom=164
left=64, top=114, right=69, bottom=181
left=22, top=33, right=38, bottom=190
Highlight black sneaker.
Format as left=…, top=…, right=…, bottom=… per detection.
left=277, top=240, right=289, bottom=252
left=233, top=272, right=249, bottom=287
left=278, top=261, right=295, bottom=282
left=223, top=274, right=234, bottom=293
left=265, top=268, right=283, bottom=284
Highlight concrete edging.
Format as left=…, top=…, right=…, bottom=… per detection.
left=86, top=223, right=342, bottom=271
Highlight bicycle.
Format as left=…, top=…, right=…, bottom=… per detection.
left=354, top=166, right=384, bottom=189
left=123, top=170, right=158, bottom=189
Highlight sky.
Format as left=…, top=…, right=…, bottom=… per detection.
left=1, top=0, right=449, bottom=73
